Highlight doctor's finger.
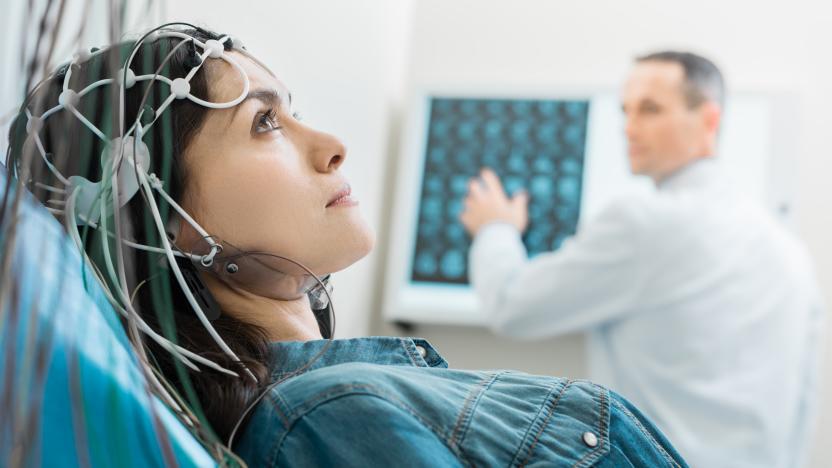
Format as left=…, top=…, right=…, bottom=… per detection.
left=512, top=190, right=529, bottom=207
left=467, top=179, right=486, bottom=198
left=480, top=168, right=507, bottom=196
left=463, top=195, right=482, bottom=210
left=459, top=210, right=473, bottom=228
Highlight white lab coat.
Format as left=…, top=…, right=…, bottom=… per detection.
left=470, top=158, right=825, bottom=468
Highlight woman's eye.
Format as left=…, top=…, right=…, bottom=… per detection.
left=255, top=110, right=280, bottom=133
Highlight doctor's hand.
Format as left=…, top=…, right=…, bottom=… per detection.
left=460, top=168, right=529, bottom=236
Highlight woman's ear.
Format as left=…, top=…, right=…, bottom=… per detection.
left=165, top=216, right=181, bottom=243
left=167, top=213, right=202, bottom=251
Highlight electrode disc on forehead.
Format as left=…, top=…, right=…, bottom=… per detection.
left=204, top=39, right=224, bottom=59
left=230, top=36, right=245, bottom=50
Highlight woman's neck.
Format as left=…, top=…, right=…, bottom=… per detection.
left=204, top=275, right=323, bottom=341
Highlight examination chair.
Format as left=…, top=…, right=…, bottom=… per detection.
left=0, top=170, right=214, bottom=467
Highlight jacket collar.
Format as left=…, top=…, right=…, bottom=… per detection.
left=267, top=337, right=448, bottom=379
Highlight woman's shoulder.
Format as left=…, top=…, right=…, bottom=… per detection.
left=235, top=362, right=688, bottom=467
left=269, top=361, right=483, bottom=420
left=235, top=362, right=472, bottom=466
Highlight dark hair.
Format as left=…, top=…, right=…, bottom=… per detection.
left=5, top=26, right=274, bottom=444
left=636, top=50, right=725, bottom=109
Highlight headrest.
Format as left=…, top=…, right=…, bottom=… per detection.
left=0, top=170, right=214, bottom=467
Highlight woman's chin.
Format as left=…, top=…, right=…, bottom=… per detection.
left=343, top=224, right=376, bottom=268
left=315, top=223, right=375, bottom=276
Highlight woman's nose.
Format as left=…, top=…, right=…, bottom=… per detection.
left=309, top=129, right=347, bottom=173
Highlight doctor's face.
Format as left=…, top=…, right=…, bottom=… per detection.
left=621, top=61, right=713, bottom=181
left=178, top=52, right=375, bottom=275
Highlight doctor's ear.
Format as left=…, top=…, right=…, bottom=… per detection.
left=700, top=101, right=722, bottom=134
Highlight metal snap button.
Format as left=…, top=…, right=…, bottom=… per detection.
left=415, top=345, right=428, bottom=359
left=582, top=431, right=598, bottom=448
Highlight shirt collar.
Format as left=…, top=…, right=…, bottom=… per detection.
left=267, top=337, right=448, bottom=379
left=656, top=157, right=722, bottom=192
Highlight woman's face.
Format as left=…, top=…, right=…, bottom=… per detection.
left=179, top=52, right=374, bottom=275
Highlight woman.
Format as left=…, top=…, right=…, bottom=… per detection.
left=6, top=24, right=687, bottom=467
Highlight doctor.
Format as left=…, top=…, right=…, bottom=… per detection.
left=460, top=51, right=825, bottom=468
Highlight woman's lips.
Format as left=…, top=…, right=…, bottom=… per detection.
left=326, top=185, right=358, bottom=208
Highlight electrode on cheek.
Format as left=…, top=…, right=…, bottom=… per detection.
left=188, top=236, right=333, bottom=308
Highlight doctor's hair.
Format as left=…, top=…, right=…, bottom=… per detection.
left=5, top=25, right=274, bottom=447
left=636, top=50, right=725, bottom=109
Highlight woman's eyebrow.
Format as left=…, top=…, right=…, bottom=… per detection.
left=229, top=88, right=286, bottom=121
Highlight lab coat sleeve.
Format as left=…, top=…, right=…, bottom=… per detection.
left=469, top=201, right=647, bottom=338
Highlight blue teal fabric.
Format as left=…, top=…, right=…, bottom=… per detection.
left=234, top=337, right=689, bottom=467
left=0, top=172, right=213, bottom=467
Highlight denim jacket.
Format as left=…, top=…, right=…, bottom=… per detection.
left=233, top=337, right=688, bottom=467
